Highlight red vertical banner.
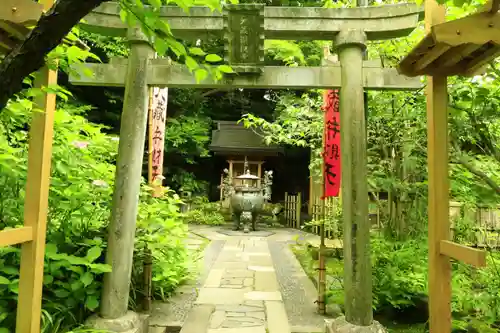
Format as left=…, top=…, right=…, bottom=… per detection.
left=322, top=89, right=341, bottom=198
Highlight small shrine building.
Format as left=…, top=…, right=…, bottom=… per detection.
left=209, top=120, right=283, bottom=205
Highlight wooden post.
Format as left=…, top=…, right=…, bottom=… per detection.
left=296, top=192, right=302, bottom=228
left=337, top=29, right=373, bottom=326
left=284, top=192, right=289, bottom=226
left=228, top=160, right=234, bottom=178
left=16, top=1, right=56, bottom=332
left=257, top=161, right=262, bottom=188
left=425, top=0, right=452, bottom=331
left=101, top=27, right=155, bottom=319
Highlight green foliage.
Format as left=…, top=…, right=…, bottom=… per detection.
left=0, top=90, right=188, bottom=332
left=183, top=197, right=225, bottom=225
left=294, top=235, right=500, bottom=332
left=133, top=187, right=188, bottom=302
left=165, top=115, right=211, bottom=164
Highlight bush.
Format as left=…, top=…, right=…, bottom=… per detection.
left=183, top=197, right=225, bottom=226
left=0, top=101, right=188, bottom=332
left=301, top=233, right=500, bottom=332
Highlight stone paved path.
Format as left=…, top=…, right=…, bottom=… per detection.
left=150, top=225, right=327, bottom=333
left=197, top=237, right=289, bottom=333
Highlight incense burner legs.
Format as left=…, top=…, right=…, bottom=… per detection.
left=232, top=211, right=258, bottom=233
left=230, top=192, right=264, bottom=233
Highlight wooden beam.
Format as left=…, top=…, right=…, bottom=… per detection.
left=440, top=240, right=486, bottom=267
left=432, top=12, right=500, bottom=46
left=16, top=1, right=56, bottom=332
left=0, top=0, right=43, bottom=25
left=425, top=1, right=451, bottom=333
left=0, top=227, right=33, bottom=247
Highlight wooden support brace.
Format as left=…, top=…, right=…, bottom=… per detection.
left=436, top=43, right=482, bottom=68
left=440, top=240, right=486, bottom=267
left=463, top=44, right=500, bottom=76
left=413, top=44, right=450, bottom=72
left=0, top=227, right=33, bottom=247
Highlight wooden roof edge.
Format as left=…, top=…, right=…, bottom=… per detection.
left=397, top=4, right=500, bottom=77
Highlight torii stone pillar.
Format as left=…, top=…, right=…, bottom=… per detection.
left=332, top=29, right=382, bottom=332
left=87, top=26, right=154, bottom=332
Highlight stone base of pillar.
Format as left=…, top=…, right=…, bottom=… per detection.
left=85, top=311, right=149, bottom=333
left=325, top=316, right=387, bottom=333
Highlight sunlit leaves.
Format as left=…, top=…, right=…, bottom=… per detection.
left=194, top=68, right=208, bottom=82
left=189, top=47, right=206, bottom=56
left=205, top=54, right=222, bottom=63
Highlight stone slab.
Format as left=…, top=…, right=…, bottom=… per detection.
left=217, top=230, right=276, bottom=237
left=244, top=291, right=282, bottom=301
left=248, top=265, right=275, bottom=272
left=204, top=269, right=224, bottom=287
left=196, top=288, right=251, bottom=304
left=207, top=326, right=266, bottom=333
left=179, top=305, right=215, bottom=333
left=265, top=301, right=291, bottom=333
left=254, top=271, right=279, bottom=292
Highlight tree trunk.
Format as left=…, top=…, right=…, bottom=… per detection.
left=0, top=0, right=107, bottom=110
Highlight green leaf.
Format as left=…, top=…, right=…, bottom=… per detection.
left=205, top=54, right=222, bottom=63
left=71, top=280, right=83, bottom=291
left=167, top=37, right=187, bottom=57
left=1, top=266, right=18, bottom=276
left=89, top=263, right=112, bottom=273
left=85, top=295, right=99, bottom=311
left=43, top=275, right=54, bottom=285
left=54, top=289, right=70, bottom=298
left=189, top=47, right=206, bottom=56
left=119, top=9, right=128, bottom=24
left=147, top=0, right=162, bottom=9
left=185, top=56, right=199, bottom=72
left=0, top=276, right=10, bottom=285
left=194, top=69, right=208, bottom=83
left=81, top=271, right=94, bottom=287
left=217, top=65, right=234, bottom=74
left=86, top=246, right=102, bottom=263
left=154, top=38, right=169, bottom=57
left=0, top=328, right=9, bottom=333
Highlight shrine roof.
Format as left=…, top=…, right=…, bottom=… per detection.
left=209, top=121, right=283, bottom=156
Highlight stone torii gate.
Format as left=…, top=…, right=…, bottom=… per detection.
left=70, top=3, right=423, bottom=332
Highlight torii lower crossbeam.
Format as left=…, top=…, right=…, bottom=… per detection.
left=69, top=59, right=422, bottom=90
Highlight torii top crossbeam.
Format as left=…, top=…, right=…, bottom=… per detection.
left=81, top=2, right=423, bottom=40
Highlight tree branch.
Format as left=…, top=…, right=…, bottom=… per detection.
left=456, top=155, right=500, bottom=195
left=0, top=0, right=108, bottom=110
left=451, top=139, right=500, bottom=196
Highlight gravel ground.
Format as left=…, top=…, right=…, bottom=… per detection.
left=268, top=240, right=326, bottom=332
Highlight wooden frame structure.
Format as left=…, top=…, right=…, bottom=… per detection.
left=397, top=0, right=499, bottom=332
left=0, top=1, right=86, bottom=332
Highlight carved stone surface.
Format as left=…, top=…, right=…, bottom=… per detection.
left=223, top=4, right=264, bottom=74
